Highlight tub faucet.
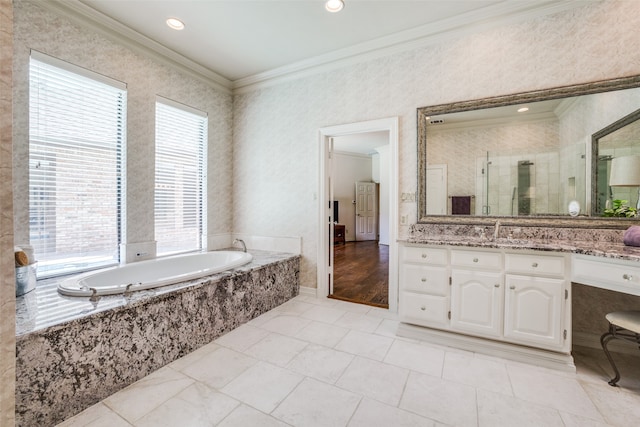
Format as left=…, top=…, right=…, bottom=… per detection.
left=233, top=239, right=247, bottom=252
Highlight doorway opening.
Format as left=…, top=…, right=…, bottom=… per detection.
left=317, top=118, right=399, bottom=312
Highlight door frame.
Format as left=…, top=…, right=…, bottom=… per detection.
left=317, top=117, right=399, bottom=312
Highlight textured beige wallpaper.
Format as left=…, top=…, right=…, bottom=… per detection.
left=233, top=1, right=640, bottom=287
left=0, top=0, right=15, bottom=424
left=12, top=0, right=234, bottom=251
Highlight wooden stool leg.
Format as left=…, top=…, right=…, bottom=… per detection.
left=600, top=327, right=621, bottom=387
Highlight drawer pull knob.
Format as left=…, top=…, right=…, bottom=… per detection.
left=473, top=258, right=479, bottom=263
left=494, top=284, right=500, bottom=288
left=421, top=278, right=427, bottom=282
left=421, top=254, right=427, bottom=259
left=510, top=285, right=516, bottom=290
left=623, top=274, right=633, bottom=281
left=531, top=262, right=538, bottom=268
left=420, top=306, right=426, bottom=311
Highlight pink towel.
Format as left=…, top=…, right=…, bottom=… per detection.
left=623, top=226, right=640, bottom=247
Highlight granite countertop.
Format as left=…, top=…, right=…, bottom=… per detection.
left=403, top=236, right=640, bottom=263
left=16, top=250, right=300, bottom=337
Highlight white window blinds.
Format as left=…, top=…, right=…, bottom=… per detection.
left=29, top=52, right=126, bottom=278
left=155, top=98, right=207, bottom=256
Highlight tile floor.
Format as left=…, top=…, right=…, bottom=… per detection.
left=58, top=295, right=640, bottom=427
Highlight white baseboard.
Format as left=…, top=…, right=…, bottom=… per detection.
left=298, top=286, right=316, bottom=298
left=573, top=331, right=640, bottom=356
left=397, top=322, right=576, bottom=373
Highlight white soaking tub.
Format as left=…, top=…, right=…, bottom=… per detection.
left=57, top=251, right=253, bottom=297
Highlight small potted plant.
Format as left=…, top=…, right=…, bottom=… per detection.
left=603, top=199, right=638, bottom=218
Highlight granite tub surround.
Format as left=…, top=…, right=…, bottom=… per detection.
left=408, top=219, right=640, bottom=262
left=15, top=250, right=300, bottom=427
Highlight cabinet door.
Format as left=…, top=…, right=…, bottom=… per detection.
left=451, top=269, right=503, bottom=338
left=504, top=274, right=564, bottom=349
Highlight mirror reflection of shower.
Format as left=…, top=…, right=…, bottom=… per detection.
left=597, top=155, right=613, bottom=212
left=517, top=160, right=535, bottom=215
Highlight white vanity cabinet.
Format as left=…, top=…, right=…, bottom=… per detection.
left=450, top=249, right=503, bottom=339
left=399, top=246, right=450, bottom=327
left=400, top=244, right=570, bottom=354
left=502, top=252, right=566, bottom=349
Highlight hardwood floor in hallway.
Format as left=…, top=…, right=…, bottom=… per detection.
left=330, top=240, right=389, bottom=308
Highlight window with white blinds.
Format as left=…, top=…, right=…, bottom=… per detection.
left=29, top=51, right=126, bottom=278
left=155, top=98, right=207, bottom=256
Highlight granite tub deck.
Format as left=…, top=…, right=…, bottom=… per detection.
left=15, top=250, right=300, bottom=427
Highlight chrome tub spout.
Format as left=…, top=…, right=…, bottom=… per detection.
left=233, top=239, right=247, bottom=252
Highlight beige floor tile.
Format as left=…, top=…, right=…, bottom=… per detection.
left=334, top=311, right=383, bottom=333
left=560, top=411, right=615, bottom=427
left=507, top=363, right=604, bottom=422
left=133, top=382, right=239, bottom=427
left=442, top=351, right=513, bottom=395
left=400, top=371, right=478, bottom=427
left=103, top=366, right=193, bottom=423
left=218, top=405, right=289, bottom=427
left=244, top=332, right=308, bottom=366
left=272, top=299, right=317, bottom=316
left=167, top=342, right=221, bottom=372
left=179, top=347, right=257, bottom=389
left=335, top=330, right=394, bottom=361
left=582, top=381, right=640, bottom=427
left=301, top=304, right=347, bottom=323
left=336, top=356, right=409, bottom=406
left=347, top=398, right=437, bottom=427
left=373, top=318, right=399, bottom=338
left=383, top=339, right=445, bottom=377
left=260, top=314, right=313, bottom=336
left=272, top=377, right=361, bottom=427
left=221, top=361, right=303, bottom=413
left=286, top=343, right=354, bottom=383
left=294, top=320, right=350, bottom=347
left=213, top=324, right=270, bottom=352
left=476, top=389, right=564, bottom=427
left=56, top=402, right=131, bottom=427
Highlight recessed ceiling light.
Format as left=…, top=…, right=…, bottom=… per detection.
left=166, top=18, right=185, bottom=31
left=517, top=107, right=529, bottom=113
left=325, top=0, right=345, bottom=13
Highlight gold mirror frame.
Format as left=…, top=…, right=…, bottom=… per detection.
left=417, top=75, right=640, bottom=227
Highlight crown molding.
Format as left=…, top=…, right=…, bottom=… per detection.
left=33, top=0, right=595, bottom=96
left=233, top=0, right=595, bottom=94
left=34, top=0, right=233, bottom=94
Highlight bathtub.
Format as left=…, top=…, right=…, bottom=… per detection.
left=58, top=251, right=253, bottom=297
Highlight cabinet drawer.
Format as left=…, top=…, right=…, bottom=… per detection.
left=572, top=255, right=640, bottom=296
left=400, top=292, right=449, bottom=327
left=402, top=264, right=449, bottom=295
left=451, top=249, right=501, bottom=270
left=505, top=253, right=565, bottom=277
left=403, top=246, right=447, bottom=265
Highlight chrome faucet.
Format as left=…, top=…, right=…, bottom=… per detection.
left=493, top=220, right=501, bottom=241
left=233, top=239, right=247, bottom=252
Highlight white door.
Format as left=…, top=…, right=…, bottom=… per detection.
left=355, top=181, right=378, bottom=241
left=451, top=269, right=503, bottom=338
left=426, top=164, right=447, bottom=215
left=327, top=138, right=335, bottom=295
left=504, top=275, right=564, bottom=349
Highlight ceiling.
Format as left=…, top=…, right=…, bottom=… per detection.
left=69, top=0, right=586, bottom=89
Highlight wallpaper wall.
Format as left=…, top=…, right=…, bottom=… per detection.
left=0, top=0, right=15, bottom=423
left=12, top=0, right=234, bottom=256
left=233, top=0, right=640, bottom=288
